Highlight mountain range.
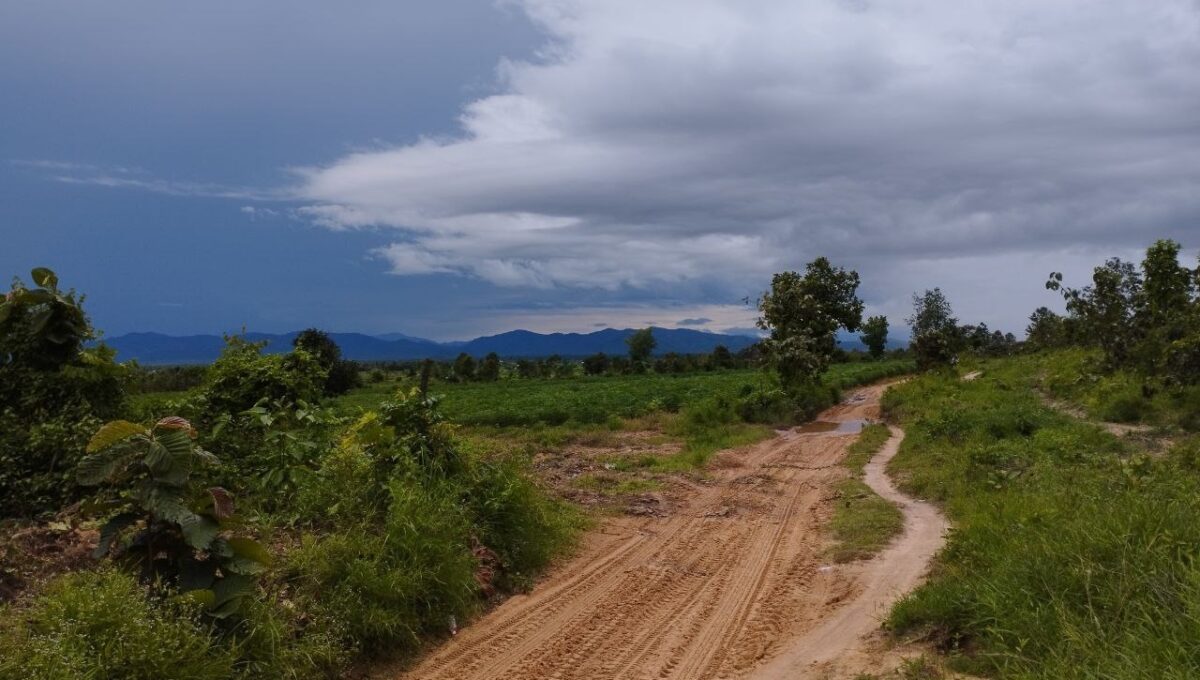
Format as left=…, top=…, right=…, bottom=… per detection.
left=101, top=327, right=767, bottom=365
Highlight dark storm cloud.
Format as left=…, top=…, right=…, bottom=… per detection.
left=297, top=0, right=1200, bottom=331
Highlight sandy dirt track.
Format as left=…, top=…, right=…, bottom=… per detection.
left=393, top=383, right=946, bottom=680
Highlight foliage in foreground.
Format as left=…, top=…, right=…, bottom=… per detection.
left=884, top=356, right=1200, bottom=677
left=0, top=268, right=128, bottom=516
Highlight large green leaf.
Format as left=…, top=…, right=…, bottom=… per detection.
left=92, top=512, right=139, bottom=558
left=30, top=267, right=58, bottom=289
left=156, top=428, right=193, bottom=457
left=209, top=574, right=255, bottom=618
left=223, top=536, right=271, bottom=574
left=179, top=513, right=220, bottom=550
left=145, top=440, right=191, bottom=486
left=87, top=420, right=147, bottom=453
left=77, top=447, right=131, bottom=485
left=178, top=555, right=218, bottom=592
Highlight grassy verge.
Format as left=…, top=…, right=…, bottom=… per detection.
left=1037, top=347, right=1200, bottom=430
left=882, top=355, right=1200, bottom=677
left=828, top=424, right=904, bottom=563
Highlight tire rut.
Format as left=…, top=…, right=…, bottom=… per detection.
left=391, top=382, right=945, bottom=680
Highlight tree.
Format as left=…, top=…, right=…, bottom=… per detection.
left=626, top=328, right=657, bottom=369
left=452, top=353, right=476, bottom=382
left=1048, top=258, right=1142, bottom=368
left=292, top=328, right=359, bottom=395
left=515, top=359, right=539, bottom=379
left=907, top=288, right=961, bottom=370
left=709, top=344, right=734, bottom=369
left=478, top=352, right=501, bottom=381
left=859, top=315, right=888, bottom=359
left=1025, top=307, right=1067, bottom=349
left=582, top=352, right=610, bottom=375
left=1137, top=239, right=1196, bottom=373
left=757, top=258, right=863, bottom=391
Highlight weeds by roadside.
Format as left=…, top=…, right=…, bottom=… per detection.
left=828, top=424, right=904, bottom=563
left=883, top=357, right=1200, bottom=677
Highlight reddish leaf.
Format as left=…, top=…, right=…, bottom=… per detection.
left=156, top=416, right=197, bottom=438
left=207, top=487, right=235, bottom=520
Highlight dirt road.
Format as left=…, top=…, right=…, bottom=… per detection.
left=395, top=383, right=946, bottom=680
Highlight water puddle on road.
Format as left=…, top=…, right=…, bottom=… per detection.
left=794, top=419, right=869, bottom=435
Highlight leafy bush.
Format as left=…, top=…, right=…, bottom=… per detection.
left=0, top=268, right=128, bottom=517
left=196, top=335, right=326, bottom=426
left=78, top=417, right=269, bottom=618
left=0, top=569, right=236, bottom=680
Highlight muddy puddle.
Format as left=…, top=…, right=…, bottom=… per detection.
left=793, top=419, right=870, bottom=435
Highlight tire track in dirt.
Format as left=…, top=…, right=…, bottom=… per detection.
left=390, top=382, right=945, bottom=680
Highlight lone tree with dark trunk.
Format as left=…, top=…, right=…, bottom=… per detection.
left=859, top=315, right=889, bottom=359
left=758, top=257, right=863, bottom=392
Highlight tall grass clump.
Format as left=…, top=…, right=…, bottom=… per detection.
left=0, top=569, right=236, bottom=680
left=884, top=356, right=1200, bottom=677
left=287, top=389, right=580, bottom=660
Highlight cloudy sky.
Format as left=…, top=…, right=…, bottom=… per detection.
left=3, top=0, right=1197, bottom=341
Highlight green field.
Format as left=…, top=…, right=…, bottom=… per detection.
left=333, top=360, right=914, bottom=427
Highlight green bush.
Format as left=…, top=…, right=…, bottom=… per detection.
left=0, top=569, right=236, bottom=680
left=288, top=478, right=479, bottom=655
left=466, top=451, right=581, bottom=590
left=196, top=335, right=326, bottom=425
left=0, top=268, right=129, bottom=517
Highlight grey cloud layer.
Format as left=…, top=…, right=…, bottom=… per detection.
left=297, top=0, right=1200, bottom=323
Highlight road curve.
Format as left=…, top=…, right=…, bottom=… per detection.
left=389, top=382, right=947, bottom=680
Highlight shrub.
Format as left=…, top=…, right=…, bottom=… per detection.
left=288, top=478, right=479, bottom=655
left=0, top=268, right=128, bottom=517
left=0, top=569, right=236, bottom=680
left=196, top=335, right=326, bottom=425
left=78, top=417, right=270, bottom=618
left=466, top=451, right=581, bottom=591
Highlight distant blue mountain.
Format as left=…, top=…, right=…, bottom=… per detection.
left=103, top=327, right=761, bottom=365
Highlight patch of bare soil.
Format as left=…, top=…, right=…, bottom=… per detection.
left=388, top=382, right=948, bottom=680
left=0, top=519, right=98, bottom=603
left=532, top=429, right=689, bottom=514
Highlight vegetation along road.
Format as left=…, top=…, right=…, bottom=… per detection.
left=392, top=382, right=946, bottom=680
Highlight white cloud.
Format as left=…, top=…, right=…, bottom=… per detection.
left=296, top=0, right=1200, bottom=331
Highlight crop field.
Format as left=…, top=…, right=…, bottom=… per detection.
left=333, top=360, right=914, bottom=426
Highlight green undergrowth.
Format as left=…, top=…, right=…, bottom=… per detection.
left=1038, top=348, right=1200, bottom=430
left=828, top=424, right=903, bottom=563
left=883, top=356, right=1200, bottom=678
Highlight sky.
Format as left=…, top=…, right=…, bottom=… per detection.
left=2, top=0, right=1197, bottom=342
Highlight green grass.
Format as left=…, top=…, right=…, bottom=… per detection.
left=844, top=423, right=892, bottom=473
left=1037, top=347, right=1200, bottom=431
left=828, top=424, right=903, bottom=563
left=882, top=354, right=1200, bottom=678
